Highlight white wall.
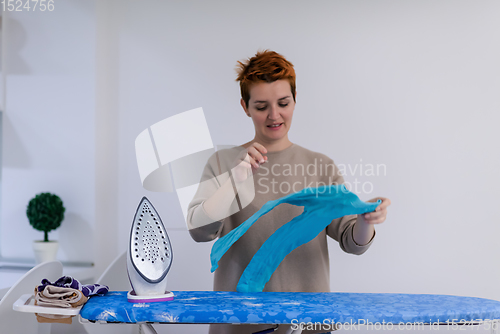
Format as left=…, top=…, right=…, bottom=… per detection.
left=1, top=0, right=499, bottom=319
left=112, top=0, right=500, bottom=301
left=1, top=1, right=96, bottom=262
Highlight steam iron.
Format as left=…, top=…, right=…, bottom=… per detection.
left=127, top=196, right=174, bottom=303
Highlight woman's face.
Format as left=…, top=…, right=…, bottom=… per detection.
left=241, top=79, right=295, bottom=144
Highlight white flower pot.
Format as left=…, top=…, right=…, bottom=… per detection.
left=33, top=240, right=59, bottom=264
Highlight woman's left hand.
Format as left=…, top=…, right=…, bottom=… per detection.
left=360, top=197, right=391, bottom=224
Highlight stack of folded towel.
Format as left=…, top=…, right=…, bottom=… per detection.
left=34, top=276, right=109, bottom=324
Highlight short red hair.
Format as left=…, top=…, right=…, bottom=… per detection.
left=236, top=50, right=296, bottom=108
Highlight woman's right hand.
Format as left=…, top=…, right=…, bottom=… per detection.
left=232, top=142, right=268, bottom=183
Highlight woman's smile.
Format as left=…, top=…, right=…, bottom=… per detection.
left=267, top=122, right=283, bottom=130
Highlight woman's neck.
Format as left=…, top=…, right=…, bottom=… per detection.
left=243, top=135, right=293, bottom=152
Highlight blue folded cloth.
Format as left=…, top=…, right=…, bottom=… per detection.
left=37, top=276, right=109, bottom=297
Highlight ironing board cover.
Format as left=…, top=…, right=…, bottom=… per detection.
left=80, top=291, right=500, bottom=324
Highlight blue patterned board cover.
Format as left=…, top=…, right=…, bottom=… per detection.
left=80, top=291, right=500, bottom=324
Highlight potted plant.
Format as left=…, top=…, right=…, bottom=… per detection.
left=27, top=192, right=65, bottom=263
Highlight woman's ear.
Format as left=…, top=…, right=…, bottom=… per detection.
left=240, top=98, right=250, bottom=117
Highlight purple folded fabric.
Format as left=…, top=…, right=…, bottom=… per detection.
left=37, top=276, right=109, bottom=297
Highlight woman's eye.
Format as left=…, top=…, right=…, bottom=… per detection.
left=256, top=106, right=266, bottom=111
left=279, top=104, right=289, bottom=108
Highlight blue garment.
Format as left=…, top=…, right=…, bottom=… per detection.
left=210, top=184, right=381, bottom=292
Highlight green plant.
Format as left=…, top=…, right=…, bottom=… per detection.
left=26, top=193, right=65, bottom=242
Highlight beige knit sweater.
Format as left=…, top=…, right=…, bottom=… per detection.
left=187, top=143, right=375, bottom=334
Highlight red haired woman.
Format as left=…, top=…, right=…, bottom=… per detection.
left=188, top=50, right=391, bottom=334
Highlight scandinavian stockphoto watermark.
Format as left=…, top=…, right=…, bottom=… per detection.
left=255, top=158, right=387, bottom=197
left=290, top=318, right=500, bottom=331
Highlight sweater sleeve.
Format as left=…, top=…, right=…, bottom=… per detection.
left=186, top=152, right=227, bottom=243
left=324, top=158, right=375, bottom=255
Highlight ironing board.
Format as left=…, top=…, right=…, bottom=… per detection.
left=79, top=291, right=500, bottom=332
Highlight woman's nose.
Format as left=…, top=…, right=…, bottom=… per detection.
left=268, top=105, right=280, bottom=120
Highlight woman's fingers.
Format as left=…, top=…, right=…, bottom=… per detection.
left=362, top=211, right=386, bottom=224
left=364, top=210, right=385, bottom=220
left=362, top=197, right=390, bottom=224
left=247, top=143, right=268, bottom=167
left=251, top=142, right=268, bottom=156
left=233, top=142, right=268, bottom=173
left=369, top=216, right=386, bottom=224
left=368, top=197, right=391, bottom=212
left=247, top=146, right=265, bottom=164
left=238, top=156, right=253, bottom=168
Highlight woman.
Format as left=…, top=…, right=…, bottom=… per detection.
left=187, top=50, right=391, bottom=334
